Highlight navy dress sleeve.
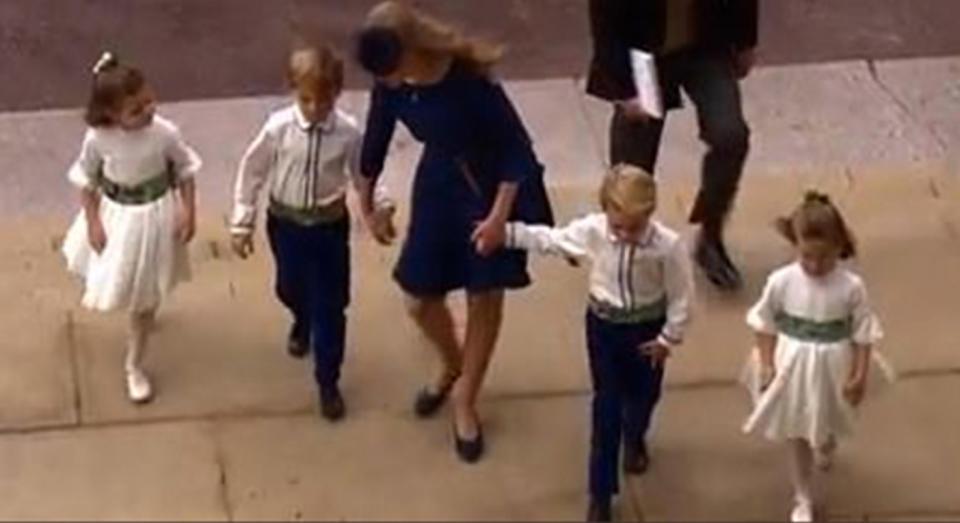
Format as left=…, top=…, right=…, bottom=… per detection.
left=360, top=82, right=398, bottom=182
left=470, top=78, right=540, bottom=184
left=467, top=76, right=554, bottom=226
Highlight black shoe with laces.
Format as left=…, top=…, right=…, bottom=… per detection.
left=714, top=238, right=744, bottom=288
left=695, top=237, right=742, bottom=291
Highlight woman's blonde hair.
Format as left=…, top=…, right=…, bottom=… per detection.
left=599, top=164, right=657, bottom=216
left=363, top=1, right=504, bottom=76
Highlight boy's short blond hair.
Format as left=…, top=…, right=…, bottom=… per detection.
left=599, top=164, right=657, bottom=216
left=288, top=43, right=344, bottom=94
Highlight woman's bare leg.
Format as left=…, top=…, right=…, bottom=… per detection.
left=452, top=290, right=505, bottom=438
left=405, top=294, right=463, bottom=392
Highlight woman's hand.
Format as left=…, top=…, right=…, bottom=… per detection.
left=472, top=216, right=507, bottom=256
left=364, top=203, right=397, bottom=245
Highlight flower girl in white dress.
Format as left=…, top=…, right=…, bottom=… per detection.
left=742, top=191, right=895, bottom=522
left=62, top=52, right=202, bottom=404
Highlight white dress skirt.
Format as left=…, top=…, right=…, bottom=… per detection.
left=62, top=115, right=200, bottom=313
left=740, top=263, right=896, bottom=448
left=62, top=192, right=190, bottom=313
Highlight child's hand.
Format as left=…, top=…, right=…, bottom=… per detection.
left=639, top=340, right=671, bottom=369
left=231, top=232, right=254, bottom=260
left=472, top=217, right=506, bottom=256
left=843, top=376, right=867, bottom=406
left=87, top=217, right=107, bottom=254
left=759, top=364, right=776, bottom=392
left=175, top=208, right=196, bottom=245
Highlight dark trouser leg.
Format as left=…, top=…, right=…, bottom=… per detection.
left=586, top=312, right=622, bottom=498
left=681, top=52, right=750, bottom=240
left=306, top=217, right=351, bottom=393
left=311, top=305, right=347, bottom=393
left=609, top=104, right=666, bottom=173
left=621, top=322, right=667, bottom=450
left=266, top=214, right=308, bottom=342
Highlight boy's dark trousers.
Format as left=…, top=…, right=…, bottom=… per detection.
left=586, top=310, right=666, bottom=498
left=266, top=211, right=350, bottom=394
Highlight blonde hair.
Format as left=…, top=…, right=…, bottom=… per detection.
left=287, top=43, right=344, bottom=94
left=364, top=1, right=504, bottom=76
left=599, top=164, right=657, bottom=216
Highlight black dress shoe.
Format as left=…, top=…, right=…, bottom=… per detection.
left=695, top=238, right=742, bottom=291
left=319, top=387, right=346, bottom=422
left=287, top=323, right=309, bottom=359
left=623, top=439, right=650, bottom=475
left=586, top=496, right=612, bottom=522
left=413, top=372, right=460, bottom=418
left=453, top=423, right=485, bottom=464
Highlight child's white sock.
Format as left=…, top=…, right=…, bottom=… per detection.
left=124, top=311, right=156, bottom=403
left=788, top=439, right=819, bottom=517
left=125, top=309, right=156, bottom=371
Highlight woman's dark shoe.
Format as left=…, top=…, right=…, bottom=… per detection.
left=413, top=372, right=460, bottom=418
left=453, top=422, right=485, bottom=464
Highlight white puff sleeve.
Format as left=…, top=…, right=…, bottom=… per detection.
left=66, top=128, right=102, bottom=189
left=746, top=272, right=781, bottom=335
left=164, top=121, right=202, bottom=180
left=850, top=278, right=884, bottom=345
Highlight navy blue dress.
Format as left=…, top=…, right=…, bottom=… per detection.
left=361, top=61, right=554, bottom=296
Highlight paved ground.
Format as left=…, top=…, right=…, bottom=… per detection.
left=2, top=53, right=960, bottom=519
left=2, top=1, right=960, bottom=521
left=4, top=0, right=960, bottom=111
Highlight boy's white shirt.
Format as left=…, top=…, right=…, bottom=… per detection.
left=230, top=103, right=391, bottom=234
left=507, top=213, right=694, bottom=347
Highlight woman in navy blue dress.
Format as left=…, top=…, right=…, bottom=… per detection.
left=355, top=1, right=554, bottom=463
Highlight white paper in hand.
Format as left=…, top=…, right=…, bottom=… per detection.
left=629, top=49, right=664, bottom=119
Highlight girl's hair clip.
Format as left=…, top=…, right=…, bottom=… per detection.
left=92, top=51, right=117, bottom=75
